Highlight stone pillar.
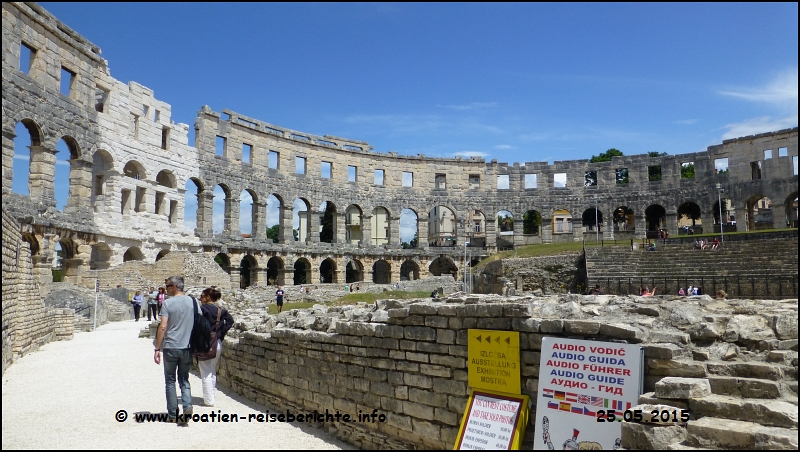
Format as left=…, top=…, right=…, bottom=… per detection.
left=281, top=268, right=294, bottom=286
left=252, top=201, right=267, bottom=239
left=541, top=218, right=552, bottom=244
left=309, top=265, right=320, bottom=284
left=64, top=159, right=93, bottom=212
left=635, top=214, right=647, bottom=239
left=335, top=263, right=346, bottom=285
left=572, top=218, right=583, bottom=242
left=142, top=187, right=156, bottom=214
left=225, top=197, right=239, bottom=237
left=390, top=215, right=400, bottom=246
left=28, top=145, right=57, bottom=207
left=280, top=205, right=293, bottom=243
left=666, top=212, right=678, bottom=236
left=2, top=130, right=15, bottom=192
left=391, top=260, right=402, bottom=282
left=61, top=258, right=84, bottom=285
left=772, top=203, right=788, bottom=229
left=229, top=268, right=241, bottom=289
left=513, top=218, right=525, bottom=247
left=309, top=209, right=321, bottom=243
left=700, top=210, right=714, bottom=235
left=32, top=254, right=54, bottom=285
left=198, top=192, right=214, bottom=237
left=335, top=212, right=346, bottom=244
left=361, top=214, right=372, bottom=246
left=255, top=268, right=268, bottom=286
left=417, top=214, right=428, bottom=250
left=486, top=219, right=497, bottom=248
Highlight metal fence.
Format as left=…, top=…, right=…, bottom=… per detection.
left=593, top=275, right=798, bottom=299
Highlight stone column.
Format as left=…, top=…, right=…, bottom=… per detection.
left=309, top=209, right=321, bottom=243
left=229, top=268, right=241, bottom=289
left=198, top=192, right=214, bottom=237
left=572, top=218, right=583, bottom=242
left=772, top=203, right=788, bottom=229
left=255, top=268, right=268, bottom=286
left=281, top=268, right=294, bottom=286
left=391, top=260, right=402, bottom=283
left=309, top=265, right=320, bottom=284
left=389, top=214, right=400, bottom=246
left=280, top=205, right=293, bottom=243
left=485, top=219, right=497, bottom=248
left=61, top=258, right=84, bottom=285
left=335, top=262, right=346, bottom=285
left=28, top=145, right=57, bottom=207
left=335, top=212, right=346, bottom=244
left=417, top=214, right=428, bottom=251
left=2, top=130, right=15, bottom=192
left=541, top=218, right=552, bottom=244
left=635, top=214, right=647, bottom=239
left=700, top=210, right=714, bottom=235
left=666, top=211, right=678, bottom=236
left=252, top=201, right=267, bottom=239
left=32, top=254, right=54, bottom=285
left=513, top=217, right=525, bottom=247
left=225, top=197, right=239, bottom=238
left=361, top=214, right=372, bottom=246
left=65, top=159, right=93, bottom=213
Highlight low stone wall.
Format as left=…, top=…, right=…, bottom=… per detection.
left=52, top=308, right=75, bottom=341
left=474, top=253, right=583, bottom=295
left=215, top=293, right=798, bottom=449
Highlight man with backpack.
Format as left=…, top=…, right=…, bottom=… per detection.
left=154, top=275, right=199, bottom=424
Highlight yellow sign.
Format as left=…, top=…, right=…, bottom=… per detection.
left=468, top=329, right=520, bottom=394
left=454, top=390, right=529, bottom=450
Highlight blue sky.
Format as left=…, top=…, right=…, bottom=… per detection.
left=13, top=3, right=799, bottom=237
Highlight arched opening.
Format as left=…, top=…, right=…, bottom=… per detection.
left=293, top=258, right=311, bottom=285
left=746, top=196, right=773, bottom=230
left=677, top=201, right=703, bottom=233
left=373, top=260, right=391, bottom=284
left=400, top=260, right=420, bottom=281
left=214, top=253, right=231, bottom=274
left=523, top=210, right=541, bottom=235
left=319, top=201, right=337, bottom=244
left=429, top=256, right=457, bottom=279
left=89, top=242, right=112, bottom=270
left=21, top=233, right=40, bottom=256
left=123, top=160, right=146, bottom=180
left=156, top=170, right=176, bottom=189
left=785, top=192, right=798, bottom=228
left=12, top=119, right=43, bottom=196
left=239, top=189, right=256, bottom=237
left=371, top=206, right=390, bottom=245
left=345, top=205, right=363, bottom=244
left=552, top=209, right=573, bottom=234
left=54, top=238, right=77, bottom=282
left=497, top=210, right=514, bottom=249
left=613, top=206, right=635, bottom=232
left=468, top=210, right=487, bottom=248
left=91, top=150, right=114, bottom=209
left=240, top=255, right=256, bottom=289
left=581, top=208, right=603, bottom=233
left=155, top=249, right=170, bottom=262
left=267, top=257, right=284, bottom=285
left=713, top=197, right=736, bottom=233
left=428, top=206, right=457, bottom=247
left=213, top=184, right=231, bottom=234
left=346, top=260, right=363, bottom=283
left=400, top=208, right=418, bottom=249
left=293, top=198, right=311, bottom=242
left=184, top=178, right=203, bottom=234
left=266, top=194, right=283, bottom=243
left=320, top=258, right=337, bottom=283
left=645, top=204, right=666, bottom=232
left=123, top=246, right=144, bottom=262
left=55, top=136, right=80, bottom=211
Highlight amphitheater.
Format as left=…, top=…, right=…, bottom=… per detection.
left=2, top=2, right=798, bottom=450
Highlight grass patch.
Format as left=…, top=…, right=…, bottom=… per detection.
left=333, top=290, right=432, bottom=305
left=267, top=301, right=319, bottom=314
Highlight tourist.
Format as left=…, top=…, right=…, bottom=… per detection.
left=154, top=275, right=197, bottom=424
left=431, top=290, right=439, bottom=299
left=642, top=286, right=656, bottom=296
left=679, top=287, right=685, bottom=296
left=275, top=285, right=285, bottom=313
left=147, top=286, right=159, bottom=322
left=131, top=290, right=143, bottom=322
left=647, top=242, right=656, bottom=251
left=157, top=287, right=166, bottom=315
left=693, top=239, right=700, bottom=249
left=198, top=286, right=234, bottom=407
left=356, top=284, right=360, bottom=291
left=589, top=285, right=602, bottom=295
left=711, top=237, right=720, bottom=250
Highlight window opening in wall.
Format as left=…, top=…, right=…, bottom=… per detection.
left=94, top=86, right=109, bottom=112
left=402, top=172, right=413, bottom=187
left=134, top=187, right=146, bottom=213
left=268, top=150, right=279, bottom=169
left=794, top=156, right=798, bottom=175
left=142, top=104, right=149, bottom=118
left=584, top=171, right=597, bottom=187
left=648, top=165, right=662, bottom=181
left=60, top=67, right=75, bottom=97
left=751, top=161, right=762, bottom=180
left=779, top=147, right=788, bottom=157
left=497, top=174, right=510, bottom=189
left=348, top=165, right=357, bottom=182
left=240, top=190, right=254, bottom=236
left=94, top=175, right=104, bottom=196
left=400, top=208, right=418, bottom=248
left=469, top=174, right=481, bottom=189
left=11, top=121, right=36, bottom=196
left=54, top=138, right=75, bottom=211
left=161, top=127, right=170, bottom=150
left=20, top=42, right=35, bottom=74
left=524, top=174, right=537, bottom=189
left=680, top=162, right=695, bottom=179
left=155, top=191, right=165, bottom=215
left=616, top=168, right=629, bottom=184
left=215, top=136, right=226, bottom=157
left=132, top=115, right=139, bottom=139
left=169, top=200, right=177, bottom=225
left=554, top=173, right=567, bottom=188
left=764, top=149, right=772, bottom=160
left=714, top=158, right=729, bottom=175
left=120, top=189, right=131, bottom=215
left=435, top=174, right=446, bottom=189
left=242, top=143, right=252, bottom=164
left=321, top=161, right=332, bottom=179
left=296, top=157, right=306, bottom=174
left=374, top=169, right=384, bottom=185
left=154, top=110, right=160, bottom=122
left=523, top=210, right=541, bottom=235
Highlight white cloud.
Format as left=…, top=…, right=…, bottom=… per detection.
left=494, top=144, right=515, bottom=149
left=437, top=102, right=497, bottom=111
left=454, top=151, right=488, bottom=158
left=720, top=114, right=799, bottom=140
left=719, top=69, right=798, bottom=108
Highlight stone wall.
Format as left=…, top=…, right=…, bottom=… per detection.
left=474, top=253, right=584, bottom=295
left=2, top=206, right=72, bottom=375
left=215, top=293, right=798, bottom=449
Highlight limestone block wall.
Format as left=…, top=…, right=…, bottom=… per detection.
left=2, top=206, right=71, bottom=375
left=216, top=294, right=798, bottom=449
left=474, top=253, right=584, bottom=295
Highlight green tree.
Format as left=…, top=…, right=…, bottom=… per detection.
left=615, top=168, right=629, bottom=184
left=681, top=163, right=695, bottom=179
left=497, top=214, right=514, bottom=232
left=319, top=205, right=334, bottom=243
left=648, top=165, right=662, bottom=181
left=589, top=148, right=623, bottom=163
left=678, top=202, right=702, bottom=226
left=648, top=151, right=668, bottom=157
left=266, top=224, right=280, bottom=242
left=523, top=211, right=541, bottom=234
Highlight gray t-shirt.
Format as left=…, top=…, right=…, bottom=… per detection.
left=160, top=295, right=198, bottom=349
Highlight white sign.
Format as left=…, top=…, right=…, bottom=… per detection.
left=533, top=337, right=643, bottom=450
left=457, top=392, right=524, bottom=450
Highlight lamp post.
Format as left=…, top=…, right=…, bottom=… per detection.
left=595, top=196, right=599, bottom=243
left=716, top=183, right=724, bottom=242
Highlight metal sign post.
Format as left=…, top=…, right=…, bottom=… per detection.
left=93, top=278, right=99, bottom=331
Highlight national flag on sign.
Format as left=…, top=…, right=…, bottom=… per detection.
left=626, top=402, right=632, bottom=410
left=604, top=399, right=609, bottom=408
left=583, top=406, right=596, bottom=417
left=542, top=388, right=554, bottom=398
left=577, top=394, right=591, bottom=405
left=566, top=392, right=578, bottom=398
left=566, top=394, right=577, bottom=402
left=548, top=402, right=559, bottom=410
left=615, top=400, right=623, bottom=410
left=590, top=397, right=603, bottom=407
left=571, top=406, right=582, bottom=414
left=559, top=402, right=571, bottom=412
left=554, top=391, right=566, bottom=401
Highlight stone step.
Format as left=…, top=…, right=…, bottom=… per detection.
left=706, top=376, right=781, bottom=399
left=688, top=394, right=798, bottom=428
left=666, top=441, right=715, bottom=450
left=686, top=416, right=798, bottom=450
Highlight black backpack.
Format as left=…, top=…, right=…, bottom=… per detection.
left=188, top=297, right=213, bottom=354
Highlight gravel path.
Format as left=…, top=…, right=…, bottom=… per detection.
left=2, top=320, right=351, bottom=450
